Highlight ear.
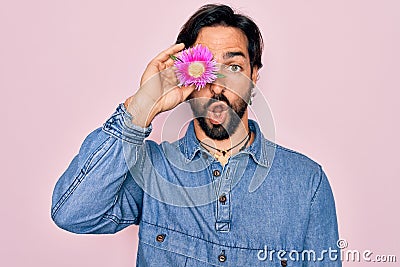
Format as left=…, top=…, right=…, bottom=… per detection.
left=251, top=67, right=259, bottom=84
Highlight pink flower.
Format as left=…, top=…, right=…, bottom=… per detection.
left=173, top=44, right=219, bottom=90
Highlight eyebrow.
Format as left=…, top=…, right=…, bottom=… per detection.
left=223, top=51, right=246, bottom=60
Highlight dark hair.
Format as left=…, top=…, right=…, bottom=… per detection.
left=176, top=4, right=263, bottom=69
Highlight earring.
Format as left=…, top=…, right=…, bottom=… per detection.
left=249, top=86, right=256, bottom=105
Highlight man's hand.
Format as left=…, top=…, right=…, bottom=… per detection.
left=124, top=43, right=195, bottom=127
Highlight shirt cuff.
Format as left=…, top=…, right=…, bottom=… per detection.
left=102, top=103, right=152, bottom=144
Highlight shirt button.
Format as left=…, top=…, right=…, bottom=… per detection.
left=219, top=194, right=227, bottom=204
left=156, top=234, right=165, bottom=243
left=202, top=153, right=208, bottom=159
left=281, top=260, right=287, bottom=266
left=213, top=170, right=221, bottom=177
left=218, top=253, right=226, bottom=262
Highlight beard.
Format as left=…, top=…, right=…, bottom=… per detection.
left=189, top=86, right=252, bottom=140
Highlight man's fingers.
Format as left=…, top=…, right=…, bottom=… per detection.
left=180, top=85, right=196, bottom=101
left=146, top=43, right=184, bottom=73
left=154, top=43, right=185, bottom=62
left=164, top=57, right=175, bottom=69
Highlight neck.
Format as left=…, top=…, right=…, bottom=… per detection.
left=194, top=113, right=254, bottom=159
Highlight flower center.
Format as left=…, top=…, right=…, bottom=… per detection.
left=188, top=62, right=205, bottom=78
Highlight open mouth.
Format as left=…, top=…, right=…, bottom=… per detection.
left=207, top=101, right=229, bottom=125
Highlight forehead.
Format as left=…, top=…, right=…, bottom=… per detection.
left=194, top=26, right=249, bottom=58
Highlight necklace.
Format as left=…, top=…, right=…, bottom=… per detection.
left=199, top=131, right=251, bottom=158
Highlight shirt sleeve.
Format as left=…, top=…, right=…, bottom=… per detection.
left=303, top=167, right=342, bottom=266
left=51, top=104, right=152, bottom=234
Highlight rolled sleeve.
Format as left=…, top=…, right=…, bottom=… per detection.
left=102, top=103, right=152, bottom=145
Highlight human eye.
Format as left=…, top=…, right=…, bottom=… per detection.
left=226, top=64, right=243, bottom=73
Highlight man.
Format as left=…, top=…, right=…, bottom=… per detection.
left=52, top=4, right=341, bottom=266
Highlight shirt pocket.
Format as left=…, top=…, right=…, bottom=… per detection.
left=138, top=221, right=304, bottom=267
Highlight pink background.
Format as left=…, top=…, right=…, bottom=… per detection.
left=1, top=0, right=399, bottom=266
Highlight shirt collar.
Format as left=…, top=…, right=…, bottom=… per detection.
left=178, top=119, right=274, bottom=167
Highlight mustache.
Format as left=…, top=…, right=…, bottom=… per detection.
left=205, top=93, right=231, bottom=109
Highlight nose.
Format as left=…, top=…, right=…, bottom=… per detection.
left=210, top=82, right=225, bottom=95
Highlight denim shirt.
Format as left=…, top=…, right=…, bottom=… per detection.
left=51, top=104, right=341, bottom=267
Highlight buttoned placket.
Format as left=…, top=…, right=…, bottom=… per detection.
left=213, top=163, right=234, bottom=233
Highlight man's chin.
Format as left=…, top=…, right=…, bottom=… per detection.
left=195, top=117, right=230, bottom=140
